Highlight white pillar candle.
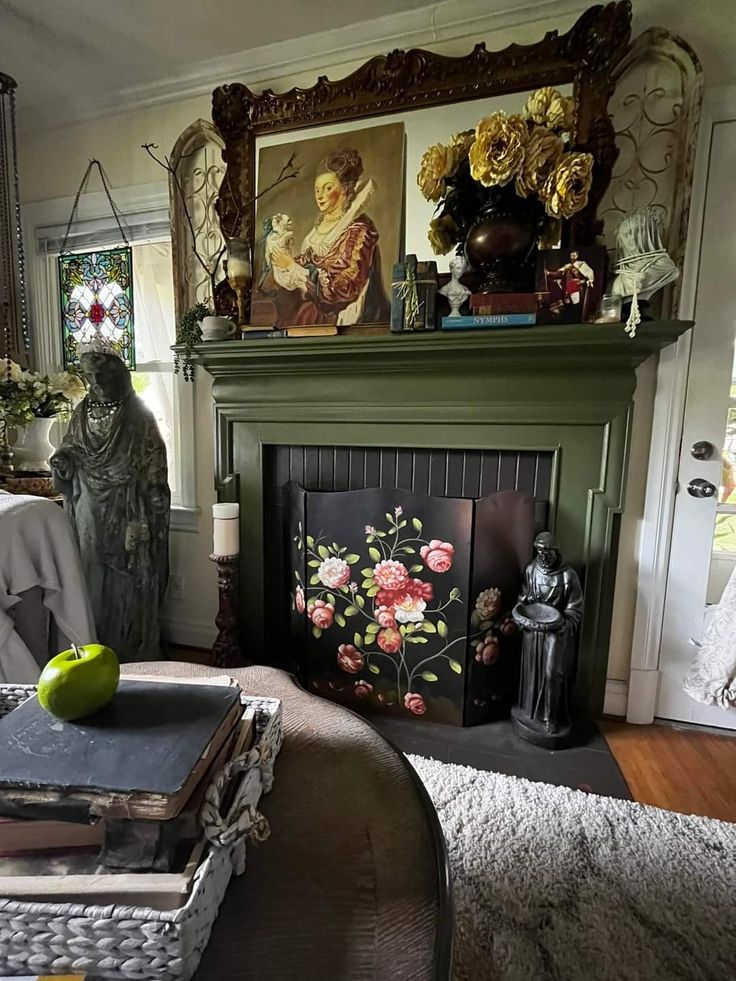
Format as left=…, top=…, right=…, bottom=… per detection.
left=212, top=502, right=240, bottom=556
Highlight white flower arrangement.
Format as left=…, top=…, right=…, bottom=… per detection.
left=0, top=361, right=86, bottom=427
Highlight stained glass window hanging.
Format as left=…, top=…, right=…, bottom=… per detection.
left=59, top=246, right=135, bottom=368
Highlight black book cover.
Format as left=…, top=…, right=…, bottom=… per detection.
left=0, top=680, right=240, bottom=797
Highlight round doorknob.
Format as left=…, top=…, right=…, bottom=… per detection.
left=691, top=440, right=715, bottom=461
left=687, top=478, right=717, bottom=499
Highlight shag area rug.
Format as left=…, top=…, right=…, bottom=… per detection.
left=408, top=755, right=736, bottom=981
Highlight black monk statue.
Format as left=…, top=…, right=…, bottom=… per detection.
left=511, top=532, right=583, bottom=749
left=51, top=335, right=170, bottom=661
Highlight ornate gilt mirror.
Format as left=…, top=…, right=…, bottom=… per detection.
left=211, top=2, right=632, bottom=321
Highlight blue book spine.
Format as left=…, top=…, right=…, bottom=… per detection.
left=441, top=314, right=536, bottom=329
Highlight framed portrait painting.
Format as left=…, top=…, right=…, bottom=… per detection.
left=535, top=246, right=608, bottom=324
left=251, top=122, right=405, bottom=329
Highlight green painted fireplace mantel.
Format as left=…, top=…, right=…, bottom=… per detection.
left=188, top=320, right=692, bottom=718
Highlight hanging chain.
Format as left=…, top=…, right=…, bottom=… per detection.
left=0, top=80, right=12, bottom=382
left=59, top=158, right=130, bottom=256
left=8, top=87, right=30, bottom=352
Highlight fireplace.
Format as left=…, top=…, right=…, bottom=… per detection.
left=192, top=321, right=691, bottom=719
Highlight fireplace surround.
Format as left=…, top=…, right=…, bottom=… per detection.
left=190, top=320, right=691, bottom=718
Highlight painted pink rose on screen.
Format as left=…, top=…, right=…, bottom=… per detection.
left=377, top=627, right=402, bottom=654
left=295, top=585, right=305, bottom=614
left=475, top=635, right=500, bottom=665
left=375, top=605, right=397, bottom=629
left=373, top=559, right=410, bottom=591
left=393, top=593, right=426, bottom=624
left=310, top=599, right=335, bottom=630
left=404, top=692, right=427, bottom=715
left=376, top=578, right=433, bottom=609
left=354, top=680, right=374, bottom=698
left=337, top=643, right=363, bottom=674
left=318, top=556, right=351, bottom=589
left=420, top=540, right=455, bottom=573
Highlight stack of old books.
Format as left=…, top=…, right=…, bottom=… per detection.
left=0, top=676, right=253, bottom=910
left=442, top=292, right=547, bottom=330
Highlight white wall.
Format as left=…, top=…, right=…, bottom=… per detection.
left=17, top=0, right=734, bottom=669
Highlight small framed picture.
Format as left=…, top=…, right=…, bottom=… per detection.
left=535, top=246, right=608, bottom=324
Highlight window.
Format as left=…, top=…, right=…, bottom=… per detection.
left=27, top=183, right=198, bottom=527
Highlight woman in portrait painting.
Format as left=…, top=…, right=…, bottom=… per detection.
left=260, top=149, right=390, bottom=328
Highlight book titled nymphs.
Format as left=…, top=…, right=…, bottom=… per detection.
left=441, top=313, right=536, bottom=330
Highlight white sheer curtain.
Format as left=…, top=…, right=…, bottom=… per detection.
left=132, top=242, right=178, bottom=499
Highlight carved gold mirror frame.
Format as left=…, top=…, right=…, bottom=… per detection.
left=211, top=1, right=632, bottom=318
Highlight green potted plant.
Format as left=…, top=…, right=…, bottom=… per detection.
left=174, top=302, right=211, bottom=382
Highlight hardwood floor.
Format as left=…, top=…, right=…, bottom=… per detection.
left=601, top=719, right=736, bottom=823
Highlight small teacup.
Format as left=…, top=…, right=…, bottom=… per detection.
left=201, top=316, right=237, bottom=341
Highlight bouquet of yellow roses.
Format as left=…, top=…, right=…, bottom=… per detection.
left=417, top=87, right=594, bottom=258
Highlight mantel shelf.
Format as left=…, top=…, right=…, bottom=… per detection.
left=184, top=320, right=692, bottom=378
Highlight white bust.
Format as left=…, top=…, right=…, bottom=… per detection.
left=611, top=206, right=678, bottom=337
left=439, top=255, right=471, bottom=318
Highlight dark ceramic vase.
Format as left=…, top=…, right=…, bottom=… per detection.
left=464, top=187, right=546, bottom=294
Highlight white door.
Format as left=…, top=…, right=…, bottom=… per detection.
left=656, top=104, right=736, bottom=728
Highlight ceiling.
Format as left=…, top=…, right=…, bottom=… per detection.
left=0, top=0, right=431, bottom=125
left=2, top=0, right=735, bottom=132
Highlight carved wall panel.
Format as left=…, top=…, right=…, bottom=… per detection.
left=169, top=119, right=226, bottom=319
left=599, top=28, right=703, bottom=315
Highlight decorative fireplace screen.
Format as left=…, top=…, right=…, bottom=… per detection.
left=286, top=483, right=535, bottom=726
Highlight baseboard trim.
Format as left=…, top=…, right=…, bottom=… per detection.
left=603, top=679, right=629, bottom=718
left=160, top=616, right=216, bottom=650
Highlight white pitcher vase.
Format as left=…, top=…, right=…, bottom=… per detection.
left=12, top=416, right=57, bottom=472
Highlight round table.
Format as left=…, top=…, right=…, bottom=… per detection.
left=124, top=662, right=452, bottom=981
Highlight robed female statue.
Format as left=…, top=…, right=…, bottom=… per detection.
left=51, top=336, right=170, bottom=661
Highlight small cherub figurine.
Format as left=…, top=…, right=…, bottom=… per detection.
left=439, top=255, right=471, bottom=317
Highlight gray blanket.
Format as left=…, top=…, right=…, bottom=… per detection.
left=0, top=492, right=96, bottom=681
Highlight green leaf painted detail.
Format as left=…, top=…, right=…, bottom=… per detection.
left=366, top=622, right=381, bottom=634
left=344, top=553, right=360, bottom=564
left=368, top=547, right=382, bottom=563
left=410, top=564, right=424, bottom=573
left=353, top=632, right=362, bottom=646
left=366, top=585, right=380, bottom=597
left=368, top=663, right=380, bottom=675
left=309, top=574, right=320, bottom=586
left=449, top=587, right=461, bottom=600
left=437, top=620, right=448, bottom=638
left=406, top=636, right=428, bottom=644
left=335, top=614, right=346, bottom=627
left=306, top=535, right=315, bottom=548
left=421, top=621, right=437, bottom=633
left=307, top=559, right=320, bottom=568
left=449, top=659, right=463, bottom=674
left=317, top=545, right=329, bottom=560
left=355, top=594, right=365, bottom=609
left=344, top=605, right=358, bottom=616
left=312, top=626, right=322, bottom=639
left=420, top=671, right=438, bottom=681
left=412, top=517, right=423, bottom=532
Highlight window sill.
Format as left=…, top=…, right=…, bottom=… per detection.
left=171, top=506, right=201, bottom=533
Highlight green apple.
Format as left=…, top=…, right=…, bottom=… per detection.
left=38, top=644, right=120, bottom=721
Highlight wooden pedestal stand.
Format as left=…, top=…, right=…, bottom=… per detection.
left=209, top=554, right=243, bottom=668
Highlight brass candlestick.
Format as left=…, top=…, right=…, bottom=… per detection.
left=226, top=238, right=252, bottom=329
left=209, top=553, right=243, bottom=668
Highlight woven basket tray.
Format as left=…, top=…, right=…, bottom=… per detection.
left=0, top=684, right=283, bottom=981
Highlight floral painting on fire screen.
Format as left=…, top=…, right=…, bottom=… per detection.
left=286, top=484, right=535, bottom=725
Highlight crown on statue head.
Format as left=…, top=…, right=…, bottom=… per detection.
left=77, top=328, right=124, bottom=362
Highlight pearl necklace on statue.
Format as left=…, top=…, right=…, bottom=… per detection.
left=87, top=398, right=123, bottom=422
